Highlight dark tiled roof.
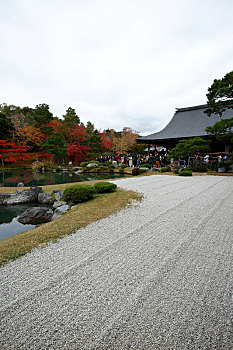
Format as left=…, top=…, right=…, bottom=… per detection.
left=138, top=104, right=233, bottom=143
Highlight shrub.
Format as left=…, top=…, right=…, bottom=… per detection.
left=119, top=169, right=125, bottom=174
left=179, top=170, right=192, bottom=176
left=139, top=168, right=147, bottom=174
left=99, top=165, right=107, bottom=171
left=32, top=160, right=55, bottom=171
left=132, top=168, right=140, bottom=176
left=120, top=164, right=128, bottom=169
left=160, top=167, right=168, bottom=172
left=173, top=169, right=179, bottom=174
left=192, top=165, right=208, bottom=172
left=108, top=164, right=114, bottom=169
left=140, top=163, right=151, bottom=168
left=80, top=161, right=89, bottom=167
left=62, top=185, right=95, bottom=204
left=93, top=182, right=117, bottom=193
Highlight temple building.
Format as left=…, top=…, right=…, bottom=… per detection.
left=137, top=104, right=233, bottom=153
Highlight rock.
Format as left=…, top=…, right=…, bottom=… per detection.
left=151, top=167, right=160, bottom=172
left=73, top=167, right=82, bottom=171
left=4, top=186, right=42, bottom=205
left=52, top=204, right=69, bottom=220
left=17, top=182, right=25, bottom=187
left=87, top=163, right=99, bottom=167
left=38, top=193, right=54, bottom=204
left=167, top=161, right=179, bottom=171
left=0, top=193, right=10, bottom=205
left=53, top=201, right=66, bottom=209
left=52, top=190, right=63, bottom=202
left=18, top=207, right=53, bottom=224
left=75, top=170, right=83, bottom=174
left=218, top=167, right=226, bottom=173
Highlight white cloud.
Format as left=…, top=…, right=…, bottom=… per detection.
left=0, top=0, right=232, bottom=135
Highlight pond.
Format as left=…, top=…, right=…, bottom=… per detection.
left=0, top=169, right=126, bottom=241
left=0, top=203, right=51, bottom=241
left=0, top=169, right=125, bottom=187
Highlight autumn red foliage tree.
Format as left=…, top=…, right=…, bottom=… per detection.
left=0, top=140, right=29, bottom=166
left=99, top=132, right=113, bottom=152
left=44, top=121, right=90, bottom=164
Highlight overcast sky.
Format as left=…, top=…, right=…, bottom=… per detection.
left=0, top=0, right=232, bottom=135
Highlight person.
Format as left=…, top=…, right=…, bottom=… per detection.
left=155, top=153, right=160, bottom=168
left=114, top=155, right=119, bottom=165
left=133, top=154, right=137, bottom=167
left=128, top=155, right=133, bottom=167
left=218, top=154, right=222, bottom=162
left=204, top=154, right=209, bottom=164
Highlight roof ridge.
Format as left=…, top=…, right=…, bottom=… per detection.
left=175, top=104, right=208, bottom=112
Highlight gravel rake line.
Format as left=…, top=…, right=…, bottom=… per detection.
left=0, top=175, right=233, bottom=349
left=1, top=175, right=228, bottom=311
left=87, top=197, right=233, bottom=349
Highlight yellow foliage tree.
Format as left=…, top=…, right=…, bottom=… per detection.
left=14, top=124, right=45, bottom=149
left=112, top=127, right=139, bottom=154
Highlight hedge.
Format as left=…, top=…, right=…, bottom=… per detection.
left=62, top=184, right=95, bottom=204
left=179, top=170, right=192, bottom=176
left=93, top=182, right=117, bottom=194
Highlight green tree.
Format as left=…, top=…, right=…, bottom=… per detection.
left=167, top=137, right=211, bottom=161
left=204, top=71, right=233, bottom=117
left=206, top=119, right=233, bottom=143
left=63, top=107, right=80, bottom=128
left=43, top=132, right=67, bottom=164
left=34, top=104, right=53, bottom=128
left=85, top=121, right=95, bottom=135
left=204, top=71, right=233, bottom=144
left=0, top=103, right=21, bottom=117
left=0, top=112, right=14, bottom=140
left=83, top=122, right=103, bottom=154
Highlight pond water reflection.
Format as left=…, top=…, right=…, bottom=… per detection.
left=0, top=203, right=51, bottom=241
left=0, top=169, right=125, bottom=187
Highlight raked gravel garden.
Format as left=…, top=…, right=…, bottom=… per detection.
left=0, top=174, right=233, bottom=349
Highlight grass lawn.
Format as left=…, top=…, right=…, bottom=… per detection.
left=0, top=180, right=142, bottom=266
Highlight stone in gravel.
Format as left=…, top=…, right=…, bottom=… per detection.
left=218, top=167, right=226, bottom=173
left=18, top=207, right=53, bottom=224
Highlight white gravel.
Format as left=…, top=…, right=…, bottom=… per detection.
left=0, top=175, right=233, bottom=349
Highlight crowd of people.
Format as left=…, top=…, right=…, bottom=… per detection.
left=96, top=151, right=229, bottom=169
left=96, top=152, right=169, bottom=168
